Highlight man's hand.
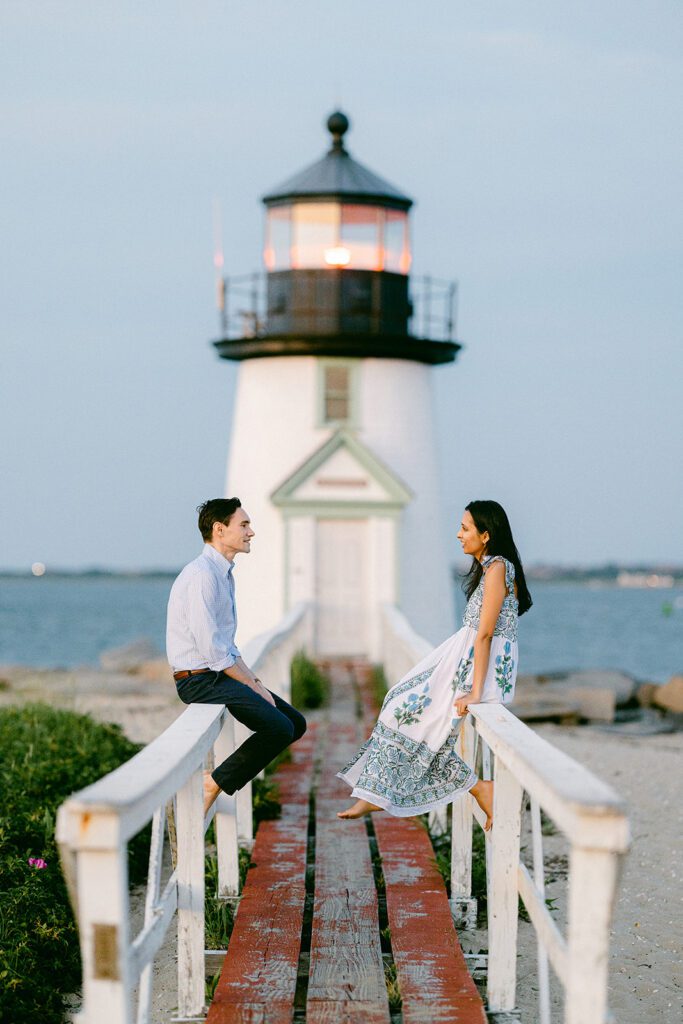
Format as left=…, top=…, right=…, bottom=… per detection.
left=245, top=677, right=276, bottom=707
left=223, top=663, right=277, bottom=707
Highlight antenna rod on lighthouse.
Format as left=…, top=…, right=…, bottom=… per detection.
left=213, top=198, right=227, bottom=334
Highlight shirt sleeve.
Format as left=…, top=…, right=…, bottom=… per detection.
left=186, top=571, right=238, bottom=671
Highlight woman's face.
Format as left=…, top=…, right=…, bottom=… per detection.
left=457, top=510, right=489, bottom=561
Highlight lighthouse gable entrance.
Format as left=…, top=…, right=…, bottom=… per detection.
left=271, top=430, right=412, bottom=657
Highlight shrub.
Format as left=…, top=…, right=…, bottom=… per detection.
left=0, top=703, right=146, bottom=1024
left=290, top=650, right=329, bottom=709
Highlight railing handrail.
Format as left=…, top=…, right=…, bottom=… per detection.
left=57, top=602, right=311, bottom=844
left=241, top=600, right=309, bottom=667
left=380, top=602, right=630, bottom=1023
left=56, top=602, right=313, bottom=1024
left=471, top=704, right=629, bottom=848
left=380, top=603, right=628, bottom=841
left=57, top=704, right=225, bottom=845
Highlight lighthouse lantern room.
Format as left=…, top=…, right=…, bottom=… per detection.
left=214, top=112, right=461, bottom=655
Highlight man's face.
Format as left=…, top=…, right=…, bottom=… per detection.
left=214, top=508, right=255, bottom=556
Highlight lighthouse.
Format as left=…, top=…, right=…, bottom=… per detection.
left=215, top=112, right=461, bottom=656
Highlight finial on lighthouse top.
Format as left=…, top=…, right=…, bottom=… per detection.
left=327, top=110, right=350, bottom=152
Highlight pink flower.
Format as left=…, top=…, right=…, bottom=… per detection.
left=28, top=857, right=47, bottom=869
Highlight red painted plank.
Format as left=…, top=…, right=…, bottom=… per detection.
left=206, top=724, right=317, bottom=1024
left=374, top=814, right=487, bottom=1024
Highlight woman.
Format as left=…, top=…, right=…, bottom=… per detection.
left=337, top=500, right=532, bottom=830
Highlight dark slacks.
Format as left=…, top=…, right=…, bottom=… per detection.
left=175, top=671, right=307, bottom=793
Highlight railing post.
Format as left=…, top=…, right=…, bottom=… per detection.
left=213, top=714, right=240, bottom=897
left=176, top=766, right=206, bottom=1019
left=486, top=757, right=523, bottom=1013
left=565, top=846, right=621, bottom=1024
left=73, top=816, right=133, bottom=1024
left=450, top=716, right=477, bottom=929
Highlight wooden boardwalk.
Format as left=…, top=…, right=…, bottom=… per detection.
left=206, top=661, right=486, bottom=1024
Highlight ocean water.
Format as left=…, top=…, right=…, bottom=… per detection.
left=1, top=576, right=681, bottom=682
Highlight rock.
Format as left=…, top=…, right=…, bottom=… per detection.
left=636, top=682, right=658, bottom=708
left=653, top=675, right=683, bottom=714
left=508, top=692, right=580, bottom=724
left=539, top=670, right=637, bottom=707
left=595, top=707, right=677, bottom=736
left=132, top=658, right=173, bottom=683
left=564, top=686, right=616, bottom=723
left=100, top=638, right=161, bottom=672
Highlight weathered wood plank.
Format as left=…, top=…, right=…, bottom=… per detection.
left=205, top=725, right=316, bottom=1024
left=374, top=814, right=487, bottom=1024
left=307, top=663, right=390, bottom=1024
left=307, top=1001, right=394, bottom=1024
left=307, top=889, right=386, bottom=1002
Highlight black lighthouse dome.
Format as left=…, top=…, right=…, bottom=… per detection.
left=213, top=112, right=460, bottom=365
left=262, top=111, right=412, bottom=211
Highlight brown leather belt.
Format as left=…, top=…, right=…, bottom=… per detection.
left=173, top=668, right=211, bottom=681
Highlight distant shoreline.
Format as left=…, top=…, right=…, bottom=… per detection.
left=2, top=564, right=683, bottom=585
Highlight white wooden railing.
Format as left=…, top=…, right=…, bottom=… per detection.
left=56, top=602, right=312, bottom=1024
left=380, top=604, right=630, bottom=1024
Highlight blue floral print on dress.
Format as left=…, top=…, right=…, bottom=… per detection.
left=495, top=640, right=515, bottom=696
left=393, top=687, right=433, bottom=729
left=462, top=556, right=518, bottom=642
left=453, top=646, right=474, bottom=693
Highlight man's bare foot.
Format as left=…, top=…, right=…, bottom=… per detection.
left=203, top=771, right=221, bottom=816
left=337, top=799, right=382, bottom=819
left=470, top=779, right=494, bottom=831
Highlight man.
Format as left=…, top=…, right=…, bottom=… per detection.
left=166, top=497, right=306, bottom=815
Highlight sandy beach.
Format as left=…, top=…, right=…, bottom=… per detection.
left=2, top=663, right=681, bottom=1023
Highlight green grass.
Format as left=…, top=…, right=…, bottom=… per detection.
left=290, top=651, right=329, bottom=709
left=204, top=844, right=252, bottom=949
left=428, top=816, right=488, bottom=924
left=384, top=960, right=402, bottom=1011
left=369, top=664, right=389, bottom=710
left=0, top=703, right=148, bottom=1024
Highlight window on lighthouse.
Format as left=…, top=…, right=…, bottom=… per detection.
left=321, top=362, right=355, bottom=424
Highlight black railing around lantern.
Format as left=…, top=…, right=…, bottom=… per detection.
left=215, top=272, right=459, bottom=345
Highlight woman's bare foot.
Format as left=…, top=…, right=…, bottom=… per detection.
left=337, top=799, right=381, bottom=819
left=470, top=779, right=494, bottom=831
left=203, top=771, right=221, bottom=816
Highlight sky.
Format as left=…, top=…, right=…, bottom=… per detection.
left=1, top=1, right=682, bottom=571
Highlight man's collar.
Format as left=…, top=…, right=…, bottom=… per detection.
left=203, top=543, right=234, bottom=576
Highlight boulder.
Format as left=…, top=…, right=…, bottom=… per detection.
left=132, top=658, right=173, bottom=683
left=597, top=707, right=677, bottom=736
left=636, top=682, right=658, bottom=708
left=653, top=675, right=683, bottom=714
left=100, top=637, right=161, bottom=672
left=540, top=670, right=636, bottom=707
left=564, top=686, right=615, bottom=723
left=508, top=691, right=580, bottom=724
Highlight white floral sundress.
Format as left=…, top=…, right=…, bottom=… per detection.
left=338, top=555, right=519, bottom=816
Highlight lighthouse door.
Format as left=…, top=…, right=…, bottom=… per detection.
left=315, top=519, right=368, bottom=656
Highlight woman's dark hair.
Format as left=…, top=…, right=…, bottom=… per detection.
left=197, top=497, right=242, bottom=541
left=462, top=500, right=532, bottom=615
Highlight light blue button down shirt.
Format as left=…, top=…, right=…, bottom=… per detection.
left=166, top=544, right=241, bottom=672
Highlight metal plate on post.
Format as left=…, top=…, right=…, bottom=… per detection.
left=93, top=923, right=120, bottom=980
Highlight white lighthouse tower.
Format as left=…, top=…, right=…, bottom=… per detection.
left=215, top=112, right=461, bottom=656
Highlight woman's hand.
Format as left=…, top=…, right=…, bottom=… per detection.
left=454, top=693, right=480, bottom=716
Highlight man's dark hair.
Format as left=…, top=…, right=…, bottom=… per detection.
left=197, top=498, right=242, bottom=541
